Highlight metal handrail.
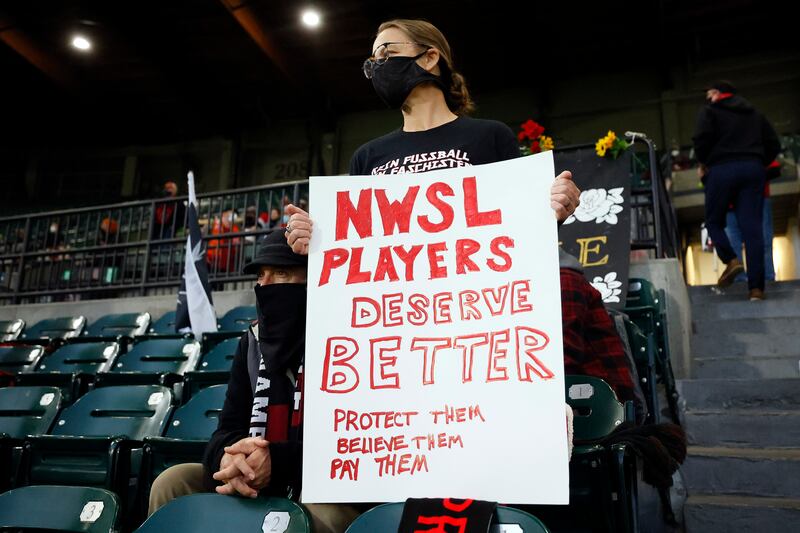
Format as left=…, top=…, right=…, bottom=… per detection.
left=0, top=180, right=308, bottom=304
left=624, top=131, right=681, bottom=259
left=0, top=180, right=308, bottom=223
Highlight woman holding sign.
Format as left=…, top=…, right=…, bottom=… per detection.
left=284, top=18, right=580, bottom=254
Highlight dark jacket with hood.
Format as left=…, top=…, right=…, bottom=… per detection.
left=692, top=94, right=781, bottom=167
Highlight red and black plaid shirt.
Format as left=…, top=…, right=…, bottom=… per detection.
left=560, top=268, right=636, bottom=404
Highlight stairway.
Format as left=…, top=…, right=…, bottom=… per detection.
left=678, top=280, right=800, bottom=532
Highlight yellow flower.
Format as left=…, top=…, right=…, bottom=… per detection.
left=540, top=135, right=554, bottom=151
left=603, top=130, right=617, bottom=150
left=595, top=139, right=607, bottom=157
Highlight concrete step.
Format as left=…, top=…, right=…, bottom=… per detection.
left=692, top=329, right=800, bottom=358
left=690, top=316, right=800, bottom=336
left=690, top=297, right=800, bottom=321
left=684, top=494, right=800, bottom=533
left=689, top=280, right=800, bottom=303
left=683, top=409, right=800, bottom=448
left=691, top=356, right=800, bottom=379
left=683, top=447, right=800, bottom=498
left=677, top=378, right=800, bottom=410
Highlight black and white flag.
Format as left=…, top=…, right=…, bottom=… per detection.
left=175, top=171, right=217, bottom=334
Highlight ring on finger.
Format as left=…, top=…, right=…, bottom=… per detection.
left=285, top=224, right=292, bottom=233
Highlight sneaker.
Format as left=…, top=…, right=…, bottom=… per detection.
left=749, top=288, right=765, bottom=301
left=718, top=258, right=745, bottom=287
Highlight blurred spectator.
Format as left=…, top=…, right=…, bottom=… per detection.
left=94, top=217, right=123, bottom=290
left=151, top=180, right=186, bottom=240
left=268, top=207, right=281, bottom=229
left=244, top=206, right=268, bottom=232
left=244, top=206, right=269, bottom=244
left=207, top=209, right=241, bottom=272
left=44, top=220, right=65, bottom=250
left=693, top=81, right=780, bottom=300
left=99, top=217, right=119, bottom=244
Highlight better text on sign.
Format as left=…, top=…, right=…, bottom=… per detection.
left=303, top=153, right=569, bottom=504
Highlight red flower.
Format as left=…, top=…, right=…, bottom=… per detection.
left=519, top=119, right=545, bottom=141
left=531, top=139, right=540, bottom=153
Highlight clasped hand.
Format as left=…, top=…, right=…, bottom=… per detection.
left=212, top=437, right=272, bottom=498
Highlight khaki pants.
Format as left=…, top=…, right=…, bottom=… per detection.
left=149, top=463, right=360, bottom=533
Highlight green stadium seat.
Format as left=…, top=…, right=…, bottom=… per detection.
left=84, top=312, right=151, bottom=339
left=139, top=385, right=227, bottom=511
left=343, top=502, right=401, bottom=531
left=0, top=485, right=120, bottom=533
left=0, top=386, right=62, bottom=490
left=625, top=278, right=661, bottom=317
left=493, top=506, right=551, bottom=532
left=21, top=384, right=173, bottom=496
left=624, top=278, right=679, bottom=422
left=97, top=338, right=201, bottom=386
left=182, top=337, right=239, bottom=400
left=345, top=502, right=550, bottom=533
left=623, top=318, right=659, bottom=424
left=135, top=493, right=311, bottom=533
left=162, top=383, right=226, bottom=441
left=0, top=318, right=24, bottom=341
left=199, top=337, right=239, bottom=372
left=218, top=306, right=256, bottom=332
left=200, top=306, right=253, bottom=353
left=565, top=375, right=638, bottom=533
left=0, top=343, right=46, bottom=374
left=0, top=385, right=62, bottom=439
left=21, top=316, right=86, bottom=342
left=149, top=311, right=178, bottom=335
left=567, top=375, right=626, bottom=441
left=15, top=340, right=120, bottom=403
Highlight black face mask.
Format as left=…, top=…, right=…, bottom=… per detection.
left=371, top=53, right=447, bottom=108
left=254, top=283, right=307, bottom=373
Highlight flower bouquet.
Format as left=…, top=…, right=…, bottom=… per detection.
left=518, top=119, right=554, bottom=155
left=595, top=130, right=629, bottom=159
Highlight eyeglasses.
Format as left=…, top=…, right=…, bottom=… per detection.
left=362, top=41, right=431, bottom=79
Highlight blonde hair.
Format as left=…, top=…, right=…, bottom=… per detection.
left=377, top=19, right=475, bottom=115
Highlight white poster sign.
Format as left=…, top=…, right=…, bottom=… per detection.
left=303, top=152, right=569, bottom=504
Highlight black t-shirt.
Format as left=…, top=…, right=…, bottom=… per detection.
left=349, top=116, right=520, bottom=175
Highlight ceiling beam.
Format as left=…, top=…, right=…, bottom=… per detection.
left=217, top=0, right=296, bottom=85
left=0, top=12, right=78, bottom=88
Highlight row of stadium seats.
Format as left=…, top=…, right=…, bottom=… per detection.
left=0, top=305, right=257, bottom=343
left=1, top=335, right=239, bottom=403
left=0, top=488, right=551, bottom=532
left=0, top=375, right=638, bottom=532
left=0, top=383, right=225, bottom=520
left=2, top=277, right=673, bottom=421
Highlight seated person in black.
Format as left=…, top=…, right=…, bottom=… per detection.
left=148, top=230, right=360, bottom=533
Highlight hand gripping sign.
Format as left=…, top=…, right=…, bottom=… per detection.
left=303, top=152, right=569, bottom=504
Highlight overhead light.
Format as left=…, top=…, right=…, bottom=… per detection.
left=71, top=34, right=92, bottom=51
left=301, top=9, right=321, bottom=28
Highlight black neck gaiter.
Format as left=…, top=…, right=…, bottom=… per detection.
left=254, top=283, right=307, bottom=374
